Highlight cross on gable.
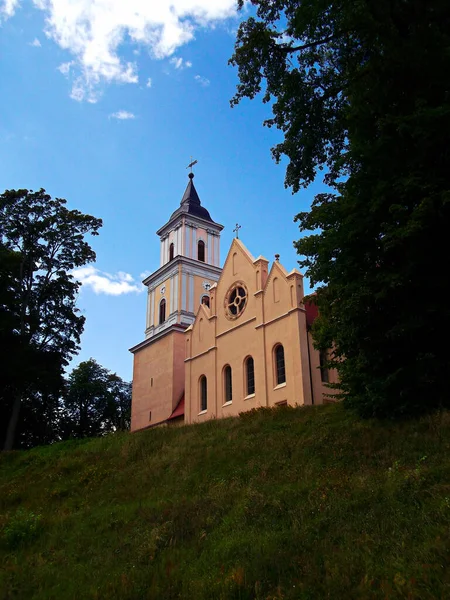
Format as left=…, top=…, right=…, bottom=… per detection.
left=233, top=223, right=241, bottom=239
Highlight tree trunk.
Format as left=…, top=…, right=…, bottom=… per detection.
left=4, top=392, right=22, bottom=451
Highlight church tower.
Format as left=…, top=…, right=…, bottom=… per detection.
left=130, top=172, right=223, bottom=431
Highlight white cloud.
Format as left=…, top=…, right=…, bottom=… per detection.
left=0, top=0, right=19, bottom=20
left=109, top=110, right=136, bottom=120
left=73, top=266, right=143, bottom=295
left=70, top=76, right=100, bottom=103
left=194, top=74, right=210, bottom=87
left=170, top=56, right=192, bottom=70
left=146, top=77, right=152, bottom=88
left=18, top=0, right=237, bottom=100
left=58, top=60, right=73, bottom=75
left=30, top=37, right=41, bottom=47
left=170, top=56, right=183, bottom=69
left=140, top=270, right=152, bottom=279
left=57, top=62, right=99, bottom=102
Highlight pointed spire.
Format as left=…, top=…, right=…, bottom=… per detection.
left=167, top=171, right=215, bottom=223
left=180, top=172, right=201, bottom=206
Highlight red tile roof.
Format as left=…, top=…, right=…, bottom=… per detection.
left=168, top=394, right=185, bottom=420
left=305, top=298, right=319, bottom=328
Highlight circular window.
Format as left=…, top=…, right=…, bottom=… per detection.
left=224, top=282, right=248, bottom=320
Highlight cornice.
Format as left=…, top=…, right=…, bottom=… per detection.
left=143, top=264, right=179, bottom=288
left=143, top=256, right=222, bottom=291
left=129, top=323, right=188, bottom=354
left=156, top=213, right=224, bottom=237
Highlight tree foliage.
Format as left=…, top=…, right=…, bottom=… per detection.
left=0, top=188, right=102, bottom=448
left=231, top=0, right=450, bottom=417
left=62, top=359, right=131, bottom=439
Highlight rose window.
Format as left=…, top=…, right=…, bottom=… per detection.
left=225, top=282, right=248, bottom=320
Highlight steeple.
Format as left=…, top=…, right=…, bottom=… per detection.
left=169, top=173, right=214, bottom=223
left=129, top=166, right=224, bottom=433
left=136, top=170, right=224, bottom=342
left=181, top=172, right=200, bottom=204
left=156, top=172, right=223, bottom=268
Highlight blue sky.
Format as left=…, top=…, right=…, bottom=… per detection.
left=0, top=0, right=324, bottom=382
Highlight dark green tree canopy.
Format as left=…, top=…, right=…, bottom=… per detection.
left=0, top=188, right=102, bottom=449
left=231, top=0, right=450, bottom=417
left=0, top=189, right=102, bottom=357
left=62, top=359, right=131, bottom=439
left=231, top=0, right=448, bottom=193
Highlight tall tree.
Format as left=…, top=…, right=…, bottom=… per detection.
left=230, top=1, right=450, bottom=417
left=0, top=189, right=102, bottom=449
left=62, top=359, right=131, bottom=439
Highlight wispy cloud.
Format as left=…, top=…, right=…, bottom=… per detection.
left=109, top=110, right=136, bottom=120
left=58, top=61, right=74, bottom=75
left=140, top=270, right=152, bottom=280
left=73, top=266, right=143, bottom=295
left=57, top=62, right=100, bottom=102
left=29, top=37, right=41, bottom=47
left=170, top=56, right=192, bottom=70
left=146, top=77, right=152, bottom=88
left=3, top=0, right=237, bottom=100
left=194, top=74, right=210, bottom=87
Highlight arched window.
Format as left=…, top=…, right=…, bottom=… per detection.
left=232, top=252, right=237, bottom=275
left=319, top=350, right=329, bottom=383
left=169, top=243, right=174, bottom=261
left=224, top=365, right=232, bottom=403
left=273, top=277, right=280, bottom=302
left=200, top=376, right=207, bottom=412
left=198, top=240, right=205, bottom=262
left=274, top=344, right=286, bottom=385
left=245, top=356, right=255, bottom=396
left=201, top=295, right=210, bottom=308
left=159, top=299, right=166, bottom=325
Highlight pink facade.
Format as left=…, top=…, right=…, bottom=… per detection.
left=184, top=239, right=337, bottom=424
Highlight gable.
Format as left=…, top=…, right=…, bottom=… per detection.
left=188, top=301, right=215, bottom=357
left=263, top=261, right=301, bottom=321
left=214, top=239, right=259, bottom=335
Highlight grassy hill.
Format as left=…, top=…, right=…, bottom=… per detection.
left=1, top=404, right=450, bottom=599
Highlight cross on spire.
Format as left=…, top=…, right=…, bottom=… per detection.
left=233, top=223, right=241, bottom=239
left=186, top=156, right=198, bottom=174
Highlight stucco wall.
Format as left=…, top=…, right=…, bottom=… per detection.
left=308, top=334, right=339, bottom=404
left=185, top=240, right=317, bottom=424
left=131, top=330, right=185, bottom=431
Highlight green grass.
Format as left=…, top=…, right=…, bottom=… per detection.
left=2, top=404, right=450, bottom=599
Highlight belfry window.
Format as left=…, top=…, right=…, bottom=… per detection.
left=200, top=376, right=207, bottom=412
left=159, top=299, right=166, bottom=325
left=198, top=240, right=205, bottom=262
left=245, top=356, right=255, bottom=396
left=169, top=243, right=174, bottom=261
left=275, top=344, right=286, bottom=385
left=224, top=365, right=232, bottom=403
left=201, top=295, right=210, bottom=308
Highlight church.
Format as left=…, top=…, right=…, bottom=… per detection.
left=129, top=172, right=337, bottom=431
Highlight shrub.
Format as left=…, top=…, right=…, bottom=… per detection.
left=2, top=508, right=42, bottom=549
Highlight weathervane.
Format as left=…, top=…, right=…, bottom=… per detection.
left=233, top=223, right=242, bottom=239
left=186, top=156, right=198, bottom=174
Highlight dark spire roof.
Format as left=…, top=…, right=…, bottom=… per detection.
left=181, top=173, right=201, bottom=204
left=169, top=173, right=214, bottom=223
